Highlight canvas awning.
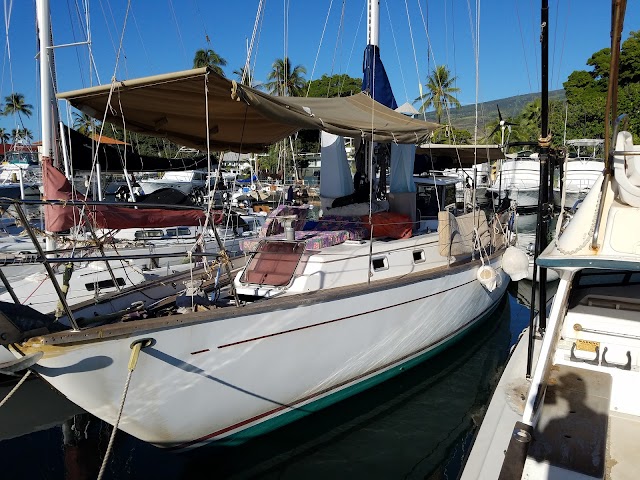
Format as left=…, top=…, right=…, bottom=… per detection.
left=416, top=143, right=504, bottom=168
left=57, top=68, right=439, bottom=153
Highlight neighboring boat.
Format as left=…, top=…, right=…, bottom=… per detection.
left=487, top=150, right=541, bottom=210
left=138, top=169, right=210, bottom=203
left=0, top=139, right=42, bottom=202
left=415, top=144, right=502, bottom=210
left=554, top=138, right=605, bottom=210
left=463, top=127, right=640, bottom=480
left=461, top=3, right=637, bottom=477
left=0, top=0, right=517, bottom=452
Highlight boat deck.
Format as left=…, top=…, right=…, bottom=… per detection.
left=524, top=284, right=640, bottom=479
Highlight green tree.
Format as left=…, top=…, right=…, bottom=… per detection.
left=11, top=127, right=33, bottom=142
left=0, top=127, right=9, bottom=144
left=414, top=65, right=461, bottom=123
left=3, top=93, right=33, bottom=128
left=306, top=74, right=362, bottom=98
left=620, top=30, right=640, bottom=86
left=586, top=47, right=611, bottom=87
left=193, top=48, right=227, bottom=77
left=232, top=65, right=263, bottom=89
left=264, top=57, right=307, bottom=96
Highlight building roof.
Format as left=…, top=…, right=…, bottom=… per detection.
left=90, top=133, right=129, bottom=145
left=396, top=102, right=420, bottom=115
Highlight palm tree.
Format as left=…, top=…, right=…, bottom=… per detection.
left=0, top=127, right=9, bottom=144
left=264, top=57, right=307, bottom=96
left=73, top=112, right=98, bottom=135
left=192, top=48, right=227, bottom=77
left=233, top=65, right=256, bottom=87
left=3, top=93, right=34, bottom=128
left=11, top=127, right=33, bottom=142
left=413, top=65, right=461, bottom=123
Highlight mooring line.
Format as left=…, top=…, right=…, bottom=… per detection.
left=97, top=338, right=152, bottom=480
left=0, top=370, right=32, bottom=408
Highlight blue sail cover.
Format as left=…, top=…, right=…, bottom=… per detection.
left=362, top=45, right=397, bottom=110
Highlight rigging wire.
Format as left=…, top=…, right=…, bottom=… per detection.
left=404, top=0, right=422, bottom=107
left=528, top=0, right=540, bottom=92
left=2, top=0, right=16, bottom=115
left=383, top=0, right=408, bottom=104
left=514, top=2, right=533, bottom=93
left=96, top=0, right=119, bottom=69
left=339, top=1, right=365, bottom=96
left=167, top=0, right=188, bottom=65
left=241, top=0, right=265, bottom=86
left=327, top=0, right=347, bottom=96
left=553, top=0, right=570, bottom=91
left=304, top=0, right=335, bottom=97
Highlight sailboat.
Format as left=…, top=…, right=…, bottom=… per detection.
left=0, top=0, right=518, bottom=450
left=461, top=1, right=639, bottom=478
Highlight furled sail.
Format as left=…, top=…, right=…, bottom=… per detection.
left=362, top=44, right=397, bottom=110
left=42, top=158, right=216, bottom=232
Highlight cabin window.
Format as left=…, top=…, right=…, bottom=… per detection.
left=413, top=250, right=425, bottom=263
left=416, top=185, right=439, bottom=217
left=166, top=227, right=191, bottom=237
left=371, top=257, right=388, bottom=271
left=444, top=185, right=457, bottom=208
left=85, top=278, right=126, bottom=291
left=134, top=229, right=164, bottom=240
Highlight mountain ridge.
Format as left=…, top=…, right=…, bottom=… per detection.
left=419, top=89, right=565, bottom=134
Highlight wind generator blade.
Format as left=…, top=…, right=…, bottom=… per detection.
left=488, top=124, right=501, bottom=138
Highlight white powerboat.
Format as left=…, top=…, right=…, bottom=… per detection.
left=554, top=138, right=605, bottom=210
left=461, top=7, right=638, bottom=475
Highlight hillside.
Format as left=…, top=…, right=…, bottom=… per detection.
left=421, top=89, right=565, bottom=134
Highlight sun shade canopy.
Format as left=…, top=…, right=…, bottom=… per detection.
left=416, top=143, right=505, bottom=168
left=57, top=68, right=439, bottom=153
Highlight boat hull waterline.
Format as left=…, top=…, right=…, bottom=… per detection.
left=14, top=255, right=508, bottom=450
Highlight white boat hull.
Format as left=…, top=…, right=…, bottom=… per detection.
left=18, top=255, right=508, bottom=449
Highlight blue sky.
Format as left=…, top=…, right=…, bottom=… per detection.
left=2, top=0, right=639, bottom=139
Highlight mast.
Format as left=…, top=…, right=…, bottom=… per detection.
left=36, top=0, right=59, bottom=254
left=36, top=0, right=56, bottom=164
left=526, top=0, right=551, bottom=377
left=367, top=0, right=379, bottom=46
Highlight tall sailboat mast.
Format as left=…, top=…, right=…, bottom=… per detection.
left=36, top=0, right=56, bottom=164
left=367, top=0, right=380, bottom=46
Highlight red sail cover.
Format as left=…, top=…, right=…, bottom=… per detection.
left=43, top=158, right=217, bottom=232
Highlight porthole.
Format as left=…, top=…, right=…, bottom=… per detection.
left=371, top=257, right=388, bottom=271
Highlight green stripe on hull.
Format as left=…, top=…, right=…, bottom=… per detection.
left=210, top=298, right=504, bottom=447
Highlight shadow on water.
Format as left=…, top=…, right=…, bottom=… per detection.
left=0, top=293, right=515, bottom=480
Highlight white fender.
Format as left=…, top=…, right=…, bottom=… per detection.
left=477, top=265, right=498, bottom=292
left=501, top=246, right=530, bottom=281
